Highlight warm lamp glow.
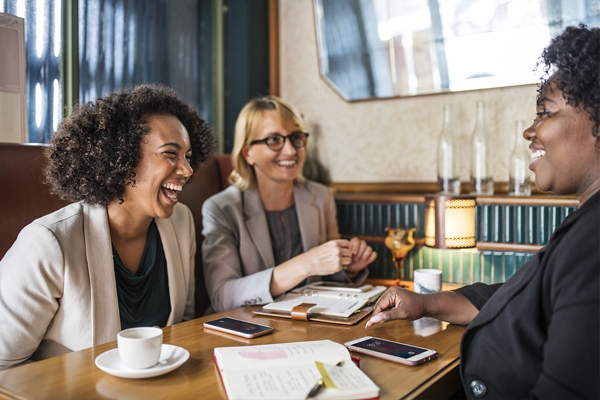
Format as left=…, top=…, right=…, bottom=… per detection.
left=424, top=195, right=476, bottom=249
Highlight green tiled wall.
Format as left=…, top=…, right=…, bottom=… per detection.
left=337, top=201, right=574, bottom=285
left=364, top=244, right=536, bottom=285
left=337, top=202, right=424, bottom=237
left=476, top=204, right=576, bottom=244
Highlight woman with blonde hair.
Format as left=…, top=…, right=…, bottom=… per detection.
left=202, top=95, right=376, bottom=313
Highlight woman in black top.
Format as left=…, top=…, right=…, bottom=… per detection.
left=366, top=25, right=600, bottom=399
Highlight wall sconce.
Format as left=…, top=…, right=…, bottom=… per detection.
left=424, top=195, right=476, bottom=249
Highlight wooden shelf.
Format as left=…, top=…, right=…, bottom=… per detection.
left=334, top=188, right=578, bottom=207
left=365, top=278, right=464, bottom=291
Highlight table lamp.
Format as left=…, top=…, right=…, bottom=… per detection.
left=424, top=195, right=476, bottom=249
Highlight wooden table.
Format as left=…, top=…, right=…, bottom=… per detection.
left=0, top=307, right=464, bottom=400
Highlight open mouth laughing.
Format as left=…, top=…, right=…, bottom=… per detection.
left=531, top=149, right=546, bottom=159
left=161, top=182, right=183, bottom=202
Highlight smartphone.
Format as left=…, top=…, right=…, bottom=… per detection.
left=344, top=336, right=438, bottom=366
left=203, top=317, right=274, bottom=338
left=307, top=281, right=373, bottom=292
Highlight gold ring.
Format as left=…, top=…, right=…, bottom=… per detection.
left=342, top=265, right=348, bottom=271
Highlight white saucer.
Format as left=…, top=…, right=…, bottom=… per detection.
left=95, top=344, right=189, bottom=379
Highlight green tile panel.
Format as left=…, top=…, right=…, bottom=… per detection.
left=336, top=202, right=425, bottom=237
left=338, top=200, right=555, bottom=285
left=475, top=204, right=577, bottom=245
left=365, top=246, right=540, bottom=285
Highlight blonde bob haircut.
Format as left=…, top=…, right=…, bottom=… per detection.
left=229, top=95, right=307, bottom=190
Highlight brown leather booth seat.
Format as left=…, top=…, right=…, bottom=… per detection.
left=0, top=142, right=232, bottom=317
left=179, top=153, right=232, bottom=316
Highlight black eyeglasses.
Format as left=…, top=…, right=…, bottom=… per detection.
left=249, top=131, right=310, bottom=151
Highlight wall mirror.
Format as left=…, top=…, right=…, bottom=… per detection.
left=313, top=0, right=600, bottom=101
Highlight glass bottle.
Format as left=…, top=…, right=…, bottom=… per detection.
left=469, top=101, right=494, bottom=195
left=509, top=120, right=531, bottom=196
left=437, top=104, right=460, bottom=195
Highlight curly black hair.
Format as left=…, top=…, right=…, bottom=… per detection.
left=536, top=24, right=600, bottom=138
left=45, top=84, right=215, bottom=206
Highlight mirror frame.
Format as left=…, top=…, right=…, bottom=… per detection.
left=313, top=0, right=600, bottom=102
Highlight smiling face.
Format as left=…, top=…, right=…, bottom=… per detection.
left=524, top=80, right=600, bottom=202
left=242, top=110, right=306, bottom=189
left=120, top=114, right=193, bottom=220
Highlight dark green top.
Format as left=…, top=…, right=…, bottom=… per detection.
left=113, top=220, right=171, bottom=330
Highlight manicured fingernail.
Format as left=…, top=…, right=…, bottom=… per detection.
left=368, top=315, right=383, bottom=326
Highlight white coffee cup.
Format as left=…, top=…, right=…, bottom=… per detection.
left=117, top=327, right=163, bottom=369
left=413, top=269, right=442, bottom=294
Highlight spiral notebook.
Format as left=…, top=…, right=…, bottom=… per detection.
left=214, top=340, right=380, bottom=400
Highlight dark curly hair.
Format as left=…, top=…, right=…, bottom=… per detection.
left=536, top=24, right=600, bottom=138
left=45, top=84, right=215, bottom=206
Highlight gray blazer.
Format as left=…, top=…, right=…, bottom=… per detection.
left=202, top=180, right=351, bottom=313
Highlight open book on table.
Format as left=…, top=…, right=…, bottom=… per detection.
left=259, top=284, right=386, bottom=319
left=213, top=340, right=380, bottom=400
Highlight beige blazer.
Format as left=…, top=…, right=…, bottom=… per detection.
left=202, top=180, right=357, bottom=313
left=0, top=202, right=195, bottom=370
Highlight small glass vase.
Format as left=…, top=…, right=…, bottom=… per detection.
left=437, top=104, right=461, bottom=195
left=469, top=101, right=494, bottom=195
left=509, top=120, right=532, bottom=196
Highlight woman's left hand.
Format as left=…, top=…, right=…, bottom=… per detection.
left=345, top=237, right=377, bottom=276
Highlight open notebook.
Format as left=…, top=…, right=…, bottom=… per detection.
left=261, top=284, right=386, bottom=318
left=213, top=340, right=379, bottom=400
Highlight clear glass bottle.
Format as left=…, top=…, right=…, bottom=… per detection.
left=509, top=120, right=531, bottom=196
left=437, top=104, right=460, bottom=195
left=469, top=101, right=494, bottom=195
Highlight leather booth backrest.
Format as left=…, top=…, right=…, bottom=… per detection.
left=0, top=143, right=71, bottom=259
left=0, top=142, right=232, bottom=317
left=179, top=155, right=232, bottom=316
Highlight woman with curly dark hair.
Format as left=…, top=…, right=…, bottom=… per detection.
left=0, top=84, right=214, bottom=369
left=366, top=25, right=599, bottom=399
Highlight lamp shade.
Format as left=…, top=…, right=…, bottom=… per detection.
left=424, top=195, right=476, bottom=249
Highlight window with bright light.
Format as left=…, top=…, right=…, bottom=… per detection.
left=1, top=0, right=61, bottom=143
left=1, top=0, right=213, bottom=143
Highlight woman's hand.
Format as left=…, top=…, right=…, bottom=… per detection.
left=365, top=287, right=428, bottom=328
left=270, top=239, right=377, bottom=298
left=345, top=237, right=377, bottom=277
left=302, top=239, right=353, bottom=276
left=365, top=287, right=479, bottom=328
left=270, top=239, right=360, bottom=297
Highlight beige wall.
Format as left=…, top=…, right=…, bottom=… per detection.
left=279, top=0, right=539, bottom=184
